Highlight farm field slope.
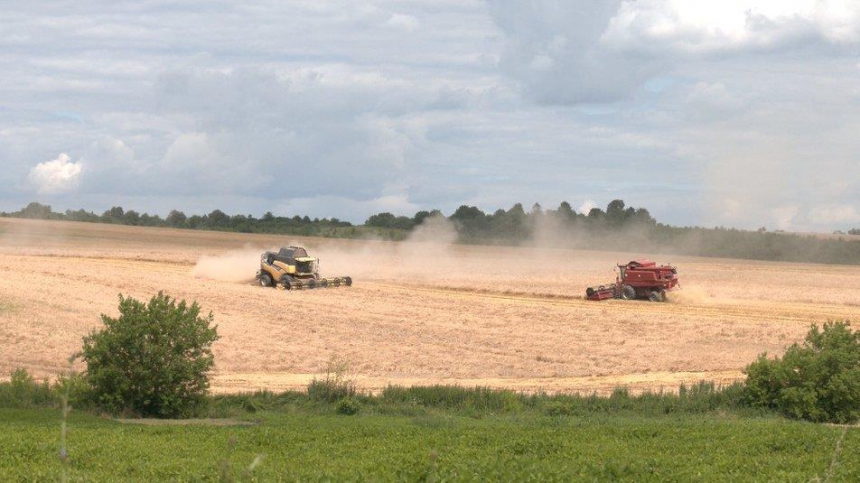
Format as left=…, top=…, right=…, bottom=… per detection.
left=1, top=218, right=858, bottom=394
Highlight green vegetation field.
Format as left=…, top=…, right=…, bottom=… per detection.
left=2, top=407, right=857, bottom=481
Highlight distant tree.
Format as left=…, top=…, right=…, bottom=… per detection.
left=507, top=203, right=525, bottom=218
left=123, top=210, right=141, bottom=226
left=366, top=212, right=413, bottom=230
left=103, top=206, right=125, bottom=223
left=606, top=199, right=626, bottom=226
left=186, top=215, right=203, bottom=229
left=413, top=210, right=432, bottom=226
left=65, top=209, right=99, bottom=223
left=19, top=202, right=54, bottom=219
left=557, top=201, right=575, bottom=222
left=849, top=228, right=860, bottom=235
left=207, top=209, right=230, bottom=227
left=530, top=203, right=543, bottom=216
left=450, top=205, right=486, bottom=223
left=587, top=207, right=605, bottom=221
left=167, top=210, right=187, bottom=227
left=631, top=208, right=656, bottom=225
left=139, top=213, right=162, bottom=227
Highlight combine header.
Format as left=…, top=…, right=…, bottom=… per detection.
left=586, top=259, right=678, bottom=302
left=256, top=246, right=352, bottom=290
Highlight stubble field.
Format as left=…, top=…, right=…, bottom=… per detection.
left=1, top=218, right=857, bottom=394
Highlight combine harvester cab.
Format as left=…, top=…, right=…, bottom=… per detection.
left=257, top=246, right=352, bottom=290
left=586, top=259, right=678, bottom=302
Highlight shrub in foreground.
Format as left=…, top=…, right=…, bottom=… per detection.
left=307, top=356, right=356, bottom=403
left=0, top=368, right=55, bottom=408
left=81, top=292, right=219, bottom=418
left=745, top=320, right=860, bottom=423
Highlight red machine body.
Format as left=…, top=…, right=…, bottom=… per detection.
left=586, top=259, right=679, bottom=302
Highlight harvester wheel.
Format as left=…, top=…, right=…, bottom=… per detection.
left=345, top=276, right=353, bottom=287
left=307, top=279, right=317, bottom=289
left=648, top=291, right=662, bottom=302
left=621, top=285, right=636, bottom=300
left=260, top=273, right=273, bottom=287
left=659, top=289, right=667, bottom=302
left=280, top=276, right=293, bottom=290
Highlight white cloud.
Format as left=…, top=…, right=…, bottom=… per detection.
left=602, top=0, right=860, bottom=54
left=1, top=1, right=859, bottom=231
left=771, top=205, right=799, bottom=230
left=808, top=204, right=860, bottom=225
left=386, top=13, right=420, bottom=31
left=28, top=153, right=83, bottom=194
left=578, top=200, right=597, bottom=215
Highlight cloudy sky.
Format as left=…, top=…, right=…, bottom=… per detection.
left=1, top=1, right=859, bottom=231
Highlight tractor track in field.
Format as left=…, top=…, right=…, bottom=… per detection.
left=361, top=281, right=855, bottom=323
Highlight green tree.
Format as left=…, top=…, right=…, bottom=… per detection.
left=103, top=206, right=125, bottom=222
left=744, top=320, right=860, bottom=423
left=123, top=210, right=141, bottom=226
left=167, top=210, right=187, bottom=227
left=81, top=292, right=219, bottom=418
left=557, top=201, right=575, bottom=222
left=606, top=199, right=626, bottom=226
left=207, top=209, right=230, bottom=227
left=19, top=202, right=55, bottom=219
left=413, top=210, right=432, bottom=226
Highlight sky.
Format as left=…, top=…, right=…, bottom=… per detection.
left=1, top=0, right=859, bottom=231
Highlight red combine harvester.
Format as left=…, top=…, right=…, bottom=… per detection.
left=586, top=259, right=679, bottom=302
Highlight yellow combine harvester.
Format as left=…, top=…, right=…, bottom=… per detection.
left=256, top=246, right=352, bottom=290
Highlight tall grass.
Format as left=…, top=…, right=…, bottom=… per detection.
left=0, top=368, right=56, bottom=408
left=0, top=368, right=751, bottom=419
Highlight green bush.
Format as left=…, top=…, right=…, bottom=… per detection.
left=0, top=368, right=55, bottom=408
left=336, top=397, right=360, bottom=415
left=744, top=320, right=860, bottom=423
left=81, top=292, right=219, bottom=418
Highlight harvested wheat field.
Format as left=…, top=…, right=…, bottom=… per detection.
left=1, top=218, right=858, bottom=395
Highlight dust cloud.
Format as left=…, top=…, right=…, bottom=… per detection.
left=315, top=214, right=461, bottom=282
left=192, top=246, right=263, bottom=283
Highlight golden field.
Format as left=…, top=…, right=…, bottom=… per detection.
left=1, top=218, right=857, bottom=394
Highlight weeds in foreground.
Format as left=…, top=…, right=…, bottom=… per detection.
left=218, top=436, right=264, bottom=483
left=307, top=356, right=357, bottom=404
left=58, top=355, right=77, bottom=483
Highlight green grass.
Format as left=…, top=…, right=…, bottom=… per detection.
left=1, top=408, right=857, bottom=481
left=2, top=374, right=857, bottom=480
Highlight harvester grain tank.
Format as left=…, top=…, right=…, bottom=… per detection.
left=256, top=246, right=352, bottom=290
left=586, top=259, right=678, bottom=302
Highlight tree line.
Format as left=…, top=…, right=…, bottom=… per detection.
left=2, top=201, right=358, bottom=238
left=3, top=200, right=859, bottom=265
